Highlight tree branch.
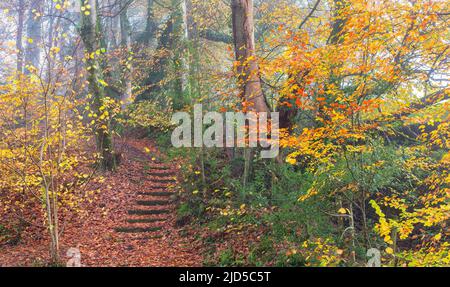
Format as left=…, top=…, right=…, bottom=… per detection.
left=298, top=0, right=321, bottom=30
left=199, top=29, right=233, bottom=44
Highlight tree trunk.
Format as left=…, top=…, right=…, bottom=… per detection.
left=180, top=0, right=190, bottom=95
left=231, top=0, right=269, bottom=113
left=16, top=0, right=25, bottom=73
left=185, top=0, right=201, bottom=98
left=168, top=0, right=190, bottom=108
left=329, top=0, right=347, bottom=45
left=120, top=3, right=132, bottom=108
left=231, top=0, right=269, bottom=186
left=172, top=0, right=189, bottom=96
left=24, top=0, right=42, bottom=73
left=142, top=0, right=157, bottom=45
left=80, top=0, right=116, bottom=171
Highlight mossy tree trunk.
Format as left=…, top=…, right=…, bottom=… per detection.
left=16, top=0, right=25, bottom=73
left=24, top=0, right=42, bottom=73
left=141, top=0, right=157, bottom=45
left=120, top=1, right=132, bottom=108
left=80, top=0, right=117, bottom=171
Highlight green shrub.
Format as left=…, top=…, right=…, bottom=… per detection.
left=217, top=248, right=244, bottom=267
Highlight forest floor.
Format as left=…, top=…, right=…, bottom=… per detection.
left=0, top=138, right=203, bottom=267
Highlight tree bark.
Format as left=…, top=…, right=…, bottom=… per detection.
left=231, top=0, right=269, bottom=113
left=328, top=0, right=347, bottom=45
left=231, top=0, right=269, bottom=186
left=24, top=0, right=42, bottom=73
left=199, top=29, right=233, bottom=44
left=80, top=0, right=116, bottom=171
left=180, top=0, right=190, bottom=96
left=16, top=0, right=25, bottom=73
left=141, top=0, right=157, bottom=45
left=120, top=2, right=132, bottom=108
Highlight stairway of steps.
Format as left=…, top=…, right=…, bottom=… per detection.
left=115, top=162, right=177, bottom=237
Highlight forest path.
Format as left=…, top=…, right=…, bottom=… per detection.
left=0, top=138, right=202, bottom=267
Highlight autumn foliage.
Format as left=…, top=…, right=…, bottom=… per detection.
left=0, top=0, right=449, bottom=267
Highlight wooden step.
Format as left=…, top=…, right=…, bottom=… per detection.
left=147, top=165, right=171, bottom=170
left=138, top=191, right=173, bottom=197
left=148, top=184, right=173, bottom=189
left=128, top=209, right=171, bottom=216
left=115, top=226, right=162, bottom=233
left=147, top=171, right=176, bottom=177
left=136, top=200, right=171, bottom=206
left=126, top=218, right=166, bottom=224
left=151, top=178, right=177, bottom=183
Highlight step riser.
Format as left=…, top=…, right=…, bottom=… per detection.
left=147, top=170, right=170, bottom=173
left=147, top=166, right=171, bottom=170
left=149, top=185, right=173, bottom=189
left=128, top=210, right=170, bottom=215
left=136, top=201, right=171, bottom=206
left=147, top=174, right=176, bottom=178
left=126, top=218, right=166, bottom=224
left=128, top=235, right=164, bottom=241
left=115, top=227, right=162, bottom=233
left=138, top=192, right=173, bottom=197
left=151, top=179, right=177, bottom=184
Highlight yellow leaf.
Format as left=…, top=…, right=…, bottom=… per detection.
left=434, top=233, right=442, bottom=241
left=286, top=157, right=297, bottom=165
left=338, top=208, right=347, bottom=214
left=50, top=47, right=60, bottom=54
left=98, top=79, right=109, bottom=87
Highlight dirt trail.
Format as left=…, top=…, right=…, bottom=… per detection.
left=0, top=138, right=202, bottom=267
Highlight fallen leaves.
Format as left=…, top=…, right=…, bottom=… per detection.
left=0, top=139, right=203, bottom=267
